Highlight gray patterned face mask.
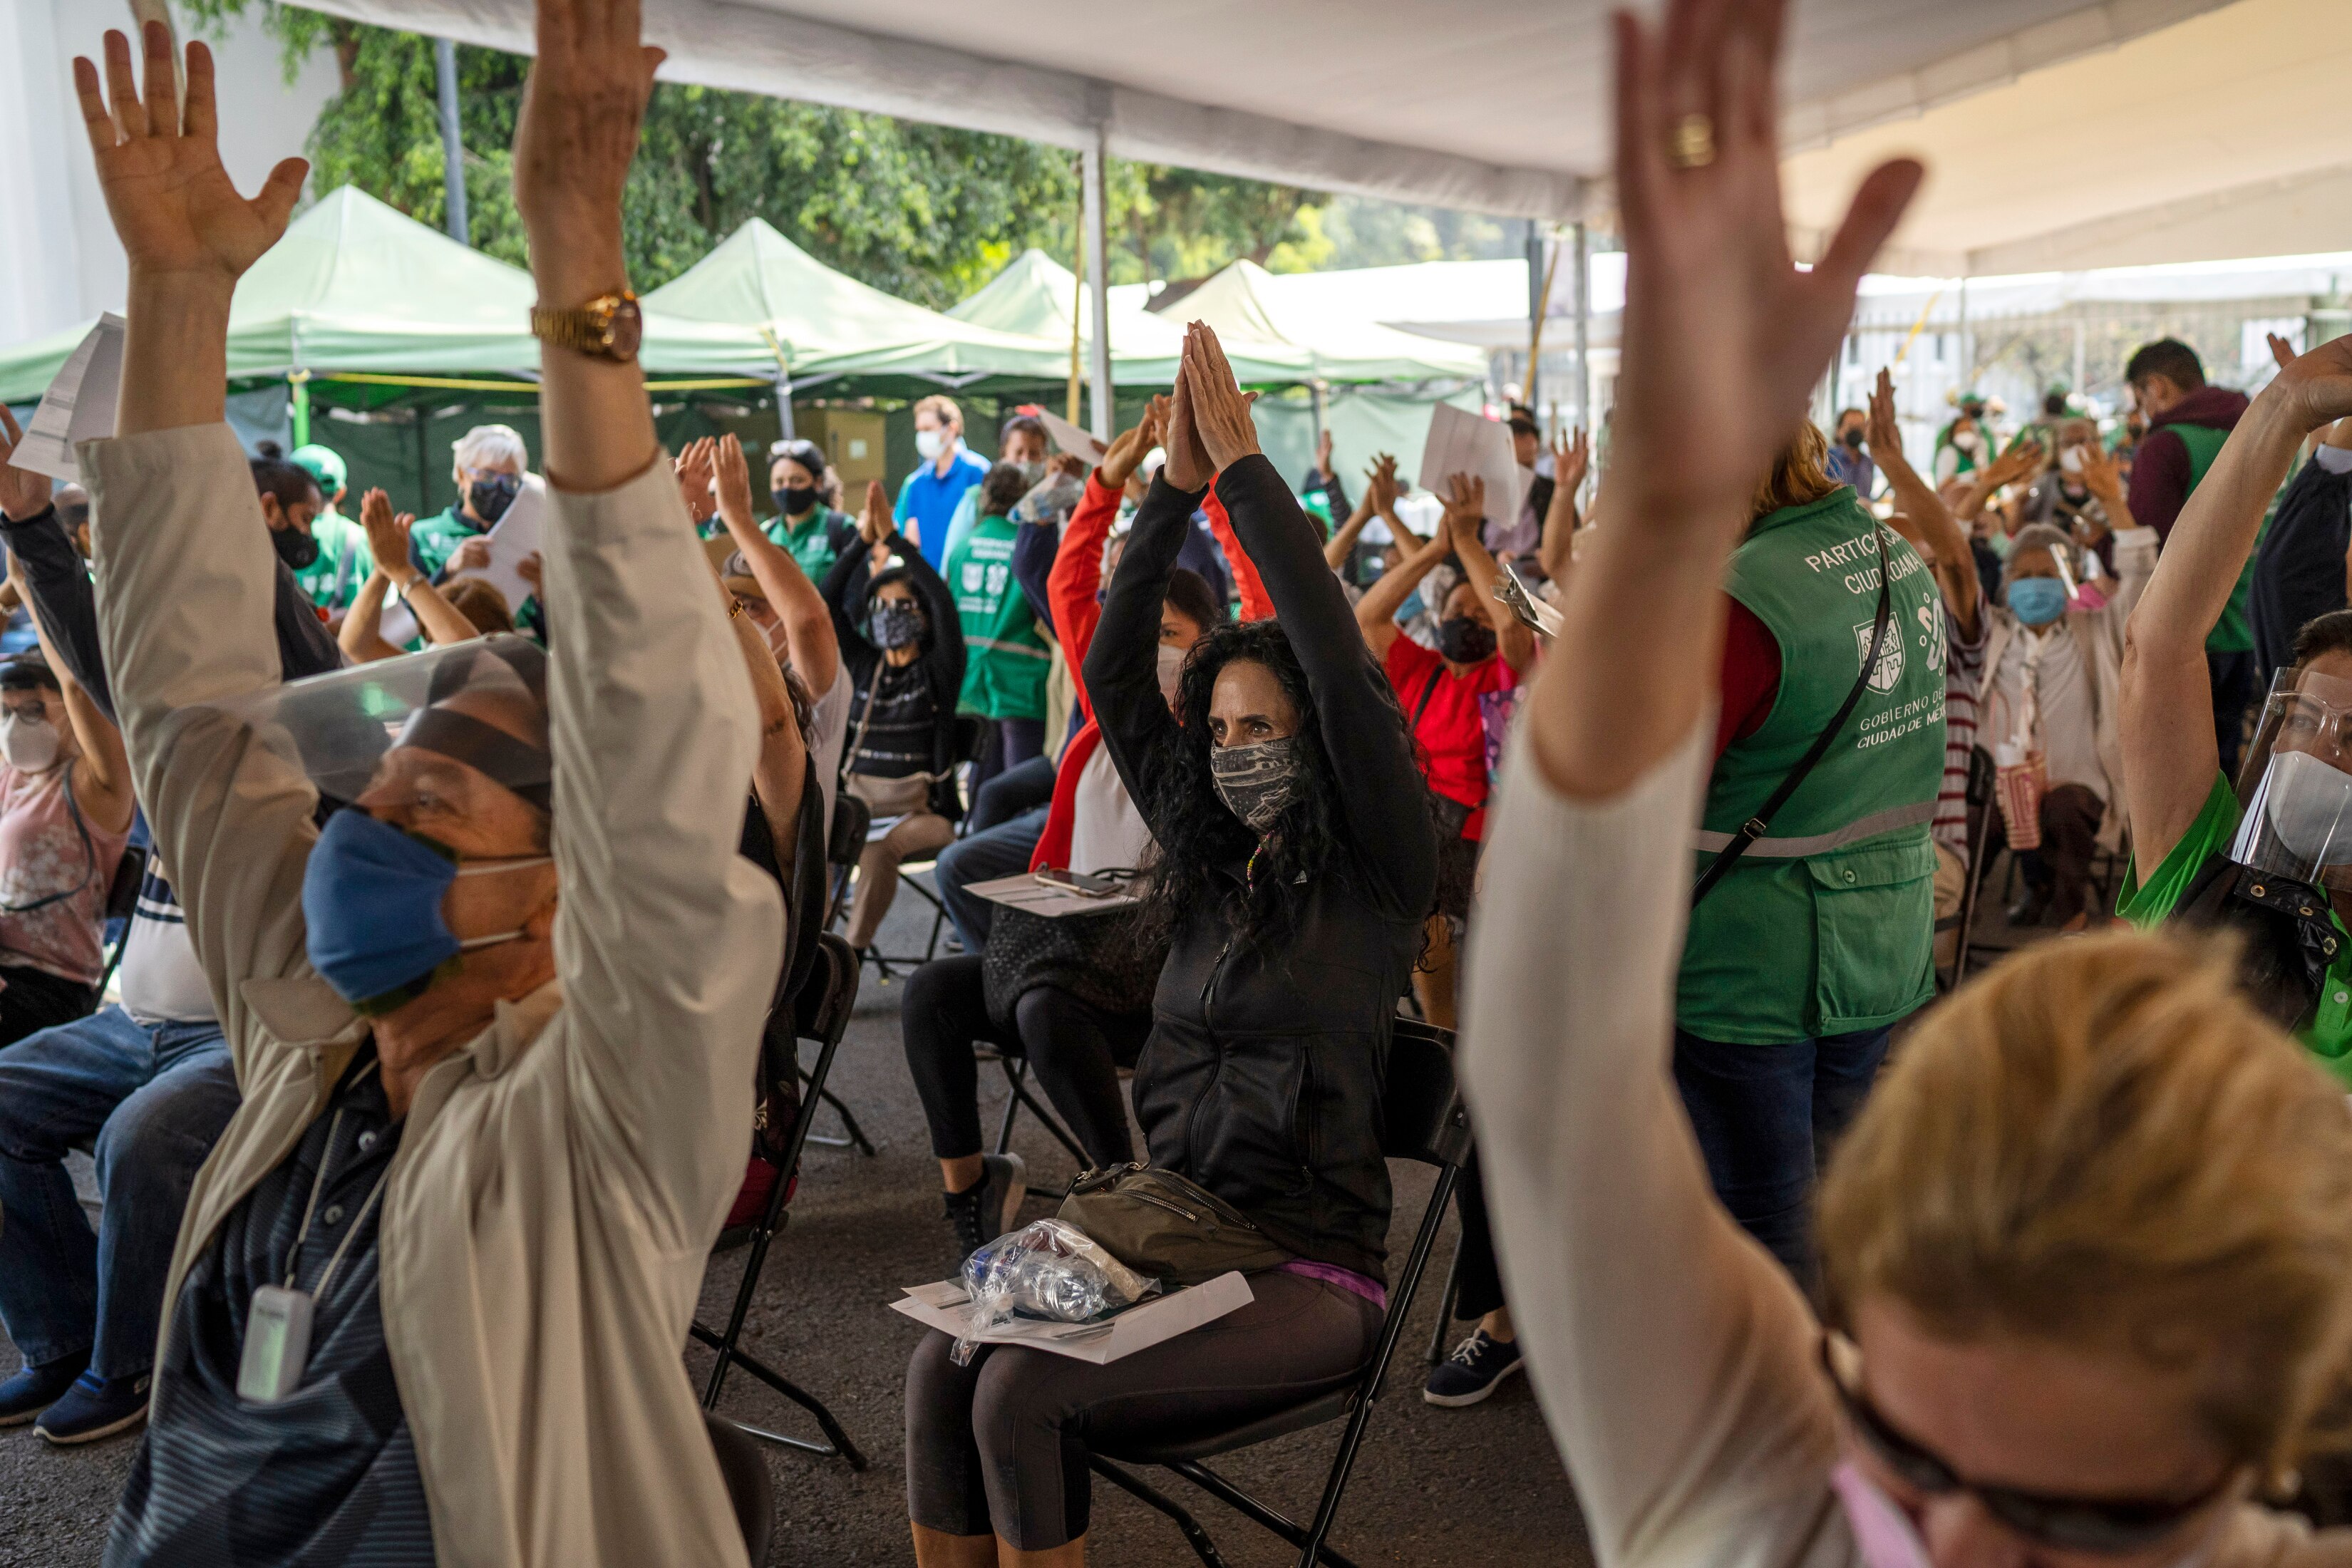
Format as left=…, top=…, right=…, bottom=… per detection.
left=1209, top=736, right=1301, bottom=834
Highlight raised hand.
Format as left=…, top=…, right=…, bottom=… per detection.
left=858, top=479, right=892, bottom=547
left=2262, top=334, right=2352, bottom=435
left=1181, top=323, right=1262, bottom=473
left=2270, top=331, right=2300, bottom=373
left=1443, top=472, right=1488, bottom=537
left=1980, top=438, right=2045, bottom=491
left=1315, top=426, right=1336, bottom=479
left=1364, top=453, right=1399, bottom=515
left=713, top=433, right=756, bottom=528
left=2075, top=440, right=2125, bottom=504
left=512, top=0, right=661, bottom=306
left=1551, top=428, right=1591, bottom=497
left=0, top=408, right=53, bottom=523
left=1608, top=0, right=1919, bottom=522
left=1864, top=367, right=1904, bottom=464
left=72, top=24, right=306, bottom=291
left=358, top=488, right=419, bottom=584
left=673, top=436, right=717, bottom=524
left=1162, top=354, right=1214, bottom=492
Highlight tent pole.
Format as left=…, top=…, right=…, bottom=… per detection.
left=1081, top=129, right=1114, bottom=441
left=1524, top=220, right=1544, bottom=411
left=775, top=375, right=795, bottom=440
left=1572, top=221, right=1590, bottom=435
left=435, top=38, right=470, bottom=245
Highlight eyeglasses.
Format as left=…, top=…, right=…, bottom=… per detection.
left=1820, top=1332, right=2241, bottom=1554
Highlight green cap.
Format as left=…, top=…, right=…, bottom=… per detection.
left=290, top=443, right=347, bottom=496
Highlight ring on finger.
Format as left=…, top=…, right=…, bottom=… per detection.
left=1668, top=113, right=1716, bottom=170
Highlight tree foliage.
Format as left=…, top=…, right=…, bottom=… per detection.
left=180, top=2, right=1510, bottom=302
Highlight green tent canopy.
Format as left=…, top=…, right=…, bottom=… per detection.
left=1170, top=259, right=1488, bottom=386
left=948, top=248, right=1309, bottom=386
left=643, top=219, right=1074, bottom=389
left=0, top=185, right=763, bottom=406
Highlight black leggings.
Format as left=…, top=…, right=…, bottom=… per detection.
left=1447, top=1150, right=1505, bottom=1323
left=906, top=1269, right=1380, bottom=1549
left=901, top=955, right=1147, bottom=1170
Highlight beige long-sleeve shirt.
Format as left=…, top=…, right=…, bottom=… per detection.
left=84, top=425, right=782, bottom=1568
left=1458, top=723, right=2343, bottom=1568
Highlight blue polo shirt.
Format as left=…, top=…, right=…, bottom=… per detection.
left=894, top=444, right=991, bottom=569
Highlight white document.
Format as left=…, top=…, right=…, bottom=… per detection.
left=377, top=475, right=547, bottom=646
left=1415, top=403, right=1525, bottom=531
left=1038, top=408, right=1107, bottom=463
left=965, top=872, right=1140, bottom=917
left=890, top=1272, right=1254, bottom=1364
left=15, top=315, right=127, bottom=484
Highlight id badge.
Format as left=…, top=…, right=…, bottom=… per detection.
left=237, top=1284, right=315, bottom=1404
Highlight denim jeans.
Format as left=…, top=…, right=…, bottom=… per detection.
left=1670, top=1023, right=1893, bottom=1286
left=0, top=1006, right=237, bottom=1377
left=937, top=808, right=1049, bottom=954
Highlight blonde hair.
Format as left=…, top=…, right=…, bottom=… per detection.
left=1820, top=929, right=2352, bottom=1480
left=912, top=394, right=962, bottom=430
left=1750, top=421, right=1839, bottom=522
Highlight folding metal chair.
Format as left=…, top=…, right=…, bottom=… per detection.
left=856, top=715, right=992, bottom=979
left=976, top=1049, right=1091, bottom=1203
left=1089, top=1018, right=1472, bottom=1568
left=93, top=843, right=148, bottom=1000
left=1944, top=745, right=2000, bottom=989
left=692, top=931, right=869, bottom=1468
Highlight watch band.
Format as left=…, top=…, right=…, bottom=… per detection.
left=529, top=291, right=641, bottom=363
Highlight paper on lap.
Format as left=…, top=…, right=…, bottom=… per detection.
left=1416, top=403, right=1525, bottom=527
left=890, top=1272, right=1253, bottom=1363
left=17, top=315, right=126, bottom=484
left=377, top=475, right=546, bottom=646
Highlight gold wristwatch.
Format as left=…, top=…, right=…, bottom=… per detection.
left=530, top=290, right=643, bottom=363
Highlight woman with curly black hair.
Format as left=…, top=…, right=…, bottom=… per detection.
left=903, top=322, right=1437, bottom=1567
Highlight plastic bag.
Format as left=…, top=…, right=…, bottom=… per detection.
left=951, top=1218, right=1158, bottom=1366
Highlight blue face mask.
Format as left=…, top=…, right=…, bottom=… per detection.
left=301, top=808, right=550, bottom=1011
left=2006, top=575, right=2068, bottom=626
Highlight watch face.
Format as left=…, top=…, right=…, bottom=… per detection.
left=608, top=300, right=643, bottom=359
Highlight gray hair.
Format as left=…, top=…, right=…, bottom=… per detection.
left=2009, top=522, right=2074, bottom=562
left=451, top=423, right=527, bottom=475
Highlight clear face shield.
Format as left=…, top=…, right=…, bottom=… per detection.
left=2228, top=666, right=2352, bottom=896
left=201, top=635, right=552, bottom=824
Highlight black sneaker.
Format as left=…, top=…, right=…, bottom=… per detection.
left=35, top=1370, right=151, bottom=1445
left=0, top=1356, right=88, bottom=1427
left=1423, top=1329, right=1522, bottom=1407
left=942, top=1152, right=1028, bottom=1267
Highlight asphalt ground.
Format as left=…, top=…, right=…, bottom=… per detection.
left=0, top=888, right=1590, bottom=1567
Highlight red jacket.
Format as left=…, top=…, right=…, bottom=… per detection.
left=1031, top=472, right=1272, bottom=871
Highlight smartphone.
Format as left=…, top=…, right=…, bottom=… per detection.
left=1035, top=867, right=1122, bottom=899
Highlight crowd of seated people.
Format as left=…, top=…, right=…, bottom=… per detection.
left=8, top=6, right=2352, bottom=1568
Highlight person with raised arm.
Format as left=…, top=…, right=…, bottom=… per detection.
left=902, top=321, right=1435, bottom=1567
left=336, top=488, right=495, bottom=662
left=73, top=7, right=779, bottom=1562
left=1463, top=7, right=2352, bottom=1568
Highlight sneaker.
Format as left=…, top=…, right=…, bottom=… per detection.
left=942, top=1152, right=1029, bottom=1266
left=34, top=1370, right=151, bottom=1445
left=1423, top=1329, right=1522, bottom=1408
left=0, top=1356, right=86, bottom=1427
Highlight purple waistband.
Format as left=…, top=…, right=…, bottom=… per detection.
left=1277, top=1259, right=1388, bottom=1312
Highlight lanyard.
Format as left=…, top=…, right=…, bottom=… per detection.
left=284, top=1059, right=393, bottom=1304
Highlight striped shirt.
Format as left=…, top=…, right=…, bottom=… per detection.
left=1934, top=610, right=1991, bottom=862
left=848, top=661, right=939, bottom=780
left=109, top=1046, right=433, bottom=1567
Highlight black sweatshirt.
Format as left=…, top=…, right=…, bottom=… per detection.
left=1083, top=455, right=1436, bottom=1277
left=820, top=530, right=969, bottom=822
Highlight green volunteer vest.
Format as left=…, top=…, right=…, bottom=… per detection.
left=2157, top=422, right=2253, bottom=654
left=292, top=509, right=374, bottom=613
left=1677, top=486, right=1947, bottom=1042
left=765, top=507, right=850, bottom=583
left=946, top=512, right=1051, bottom=721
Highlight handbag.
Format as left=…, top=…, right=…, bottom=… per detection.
left=980, top=884, right=1165, bottom=1033
left=1993, top=745, right=2048, bottom=851
left=1692, top=524, right=1896, bottom=906
left=1057, top=1164, right=1294, bottom=1286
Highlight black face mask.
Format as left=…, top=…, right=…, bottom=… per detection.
left=1435, top=614, right=1497, bottom=665
left=868, top=601, right=925, bottom=651
left=778, top=483, right=820, bottom=517
left=468, top=472, right=522, bottom=525
left=1841, top=427, right=1866, bottom=449
left=272, top=521, right=320, bottom=572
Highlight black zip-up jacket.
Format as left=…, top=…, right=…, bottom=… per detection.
left=820, top=529, right=969, bottom=822
left=1083, top=456, right=1437, bottom=1279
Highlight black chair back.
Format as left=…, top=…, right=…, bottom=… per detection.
left=703, top=1411, right=775, bottom=1564
left=1382, top=1018, right=1471, bottom=1170
left=104, top=843, right=148, bottom=926
left=953, top=713, right=991, bottom=766
left=827, top=788, right=871, bottom=870
left=793, top=932, right=860, bottom=1053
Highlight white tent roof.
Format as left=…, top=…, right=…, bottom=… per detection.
left=294, top=0, right=2229, bottom=221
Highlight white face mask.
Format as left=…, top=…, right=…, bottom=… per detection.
left=2261, top=748, right=2352, bottom=865
left=1953, top=429, right=1984, bottom=455
left=2060, top=445, right=2086, bottom=475
left=0, top=711, right=61, bottom=773
left=1156, top=642, right=1187, bottom=707
left=915, top=428, right=948, bottom=461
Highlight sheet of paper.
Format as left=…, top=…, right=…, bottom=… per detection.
left=1415, top=403, right=1525, bottom=532
left=14, top=315, right=127, bottom=484
left=377, top=475, right=547, bottom=646
left=965, top=872, right=1140, bottom=917
left=890, top=1272, right=1253, bottom=1364
left=1037, top=409, right=1107, bottom=463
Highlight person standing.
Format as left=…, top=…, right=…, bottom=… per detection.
left=894, top=395, right=991, bottom=571
left=943, top=463, right=1052, bottom=792
left=1676, top=421, right=1946, bottom=1283
left=938, top=412, right=1048, bottom=568
left=2125, top=338, right=2259, bottom=776
left=1824, top=406, right=1873, bottom=496
left=763, top=437, right=858, bottom=583
left=287, top=443, right=375, bottom=620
